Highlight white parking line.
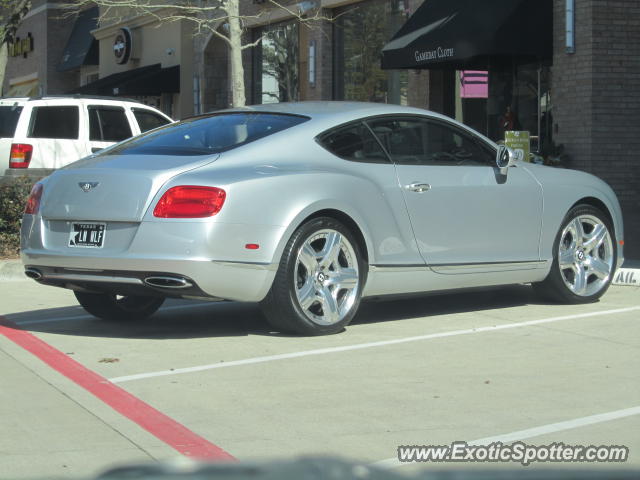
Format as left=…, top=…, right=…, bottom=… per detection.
left=373, top=405, right=640, bottom=468
left=11, top=302, right=217, bottom=326
left=109, top=305, right=640, bottom=383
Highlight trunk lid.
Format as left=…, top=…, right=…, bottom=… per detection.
left=39, top=153, right=218, bottom=222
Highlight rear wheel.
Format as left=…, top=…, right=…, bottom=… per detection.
left=261, top=217, right=366, bottom=335
left=534, top=205, right=616, bottom=303
left=74, top=291, right=165, bottom=321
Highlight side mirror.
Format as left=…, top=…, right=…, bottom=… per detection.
left=496, top=145, right=516, bottom=175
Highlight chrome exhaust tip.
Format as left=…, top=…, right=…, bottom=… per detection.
left=144, top=276, right=193, bottom=289
left=24, top=268, right=43, bottom=280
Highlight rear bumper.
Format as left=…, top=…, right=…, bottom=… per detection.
left=20, top=215, right=283, bottom=302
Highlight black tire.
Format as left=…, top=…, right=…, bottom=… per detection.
left=533, top=204, right=617, bottom=304
left=74, top=291, right=165, bottom=321
left=261, top=217, right=366, bottom=335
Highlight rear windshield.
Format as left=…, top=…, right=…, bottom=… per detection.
left=0, top=105, right=23, bottom=138
left=105, top=112, right=309, bottom=156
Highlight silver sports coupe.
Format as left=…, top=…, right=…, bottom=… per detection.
left=21, top=102, right=624, bottom=335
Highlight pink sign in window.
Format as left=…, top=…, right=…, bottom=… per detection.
left=460, top=71, right=488, bottom=98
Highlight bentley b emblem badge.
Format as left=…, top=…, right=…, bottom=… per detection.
left=79, top=182, right=99, bottom=193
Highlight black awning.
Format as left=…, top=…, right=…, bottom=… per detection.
left=73, top=64, right=180, bottom=96
left=57, top=6, right=99, bottom=72
left=381, top=0, right=552, bottom=70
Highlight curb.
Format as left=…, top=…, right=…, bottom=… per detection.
left=0, top=259, right=26, bottom=282
left=1, top=258, right=639, bottom=286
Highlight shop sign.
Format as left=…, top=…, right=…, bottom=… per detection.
left=504, top=131, right=531, bottom=163
left=113, top=28, right=132, bottom=64
left=8, top=33, right=34, bottom=58
left=414, top=46, right=455, bottom=63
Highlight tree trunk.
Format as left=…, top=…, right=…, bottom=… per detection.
left=0, top=43, right=8, bottom=95
left=226, top=0, right=246, bottom=107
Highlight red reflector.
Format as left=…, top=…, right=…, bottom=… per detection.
left=24, top=183, right=43, bottom=215
left=619, top=240, right=624, bottom=246
left=153, top=186, right=226, bottom=218
left=9, top=143, right=33, bottom=168
left=245, top=244, right=260, bottom=250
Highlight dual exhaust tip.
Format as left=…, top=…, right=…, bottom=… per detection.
left=24, top=268, right=192, bottom=290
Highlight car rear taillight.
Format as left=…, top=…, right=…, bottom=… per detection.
left=153, top=186, right=226, bottom=218
left=24, top=183, right=44, bottom=215
left=9, top=143, right=33, bottom=168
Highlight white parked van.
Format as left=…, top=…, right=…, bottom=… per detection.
left=0, top=96, right=173, bottom=171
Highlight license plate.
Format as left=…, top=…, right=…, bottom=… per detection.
left=68, top=222, right=106, bottom=248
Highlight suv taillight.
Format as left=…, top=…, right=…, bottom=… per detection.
left=9, top=143, right=33, bottom=168
left=153, top=186, right=226, bottom=218
left=24, top=183, right=43, bottom=215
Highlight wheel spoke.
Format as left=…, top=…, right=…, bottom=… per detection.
left=297, top=280, right=316, bottom=311
left=318, top=286, right=340, bottom=324
left=327, top=267, right=359, bottom=290
left=588, top=258, right=612, bottom=280
left=298, top=243, right=318, bottom=273
left=569, top=218, right=585, bottom=246
left=559, top=245, right=577, bottom=268
left=582, top=224, right=607, bottom=253
left=318, top=232, right=342, bottom=269
left=572, top=266, right=588, bottom=295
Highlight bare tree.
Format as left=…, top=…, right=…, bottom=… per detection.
left=0, top=0, right=32, bottom=93
left=66, top=0, right=327, bottom=107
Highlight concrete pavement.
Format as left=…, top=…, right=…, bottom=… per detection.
left=0, top=279, right=638, bottom=478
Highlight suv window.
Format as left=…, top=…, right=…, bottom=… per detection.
left=317, top=123, right=389, bottom=163
left=133, top=108, right=170, bottom=133
left=0, top=106, right=23, bottom=137
left=368, top=117, right=494, bottom=166
left=89, top=106, right=132, bottom=142
left=106, top=112, right=309, bottom=156
left=29, top=106, right=80, bottom=139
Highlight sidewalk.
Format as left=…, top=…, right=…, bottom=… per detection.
left=2, top=257, right=639, bottom=285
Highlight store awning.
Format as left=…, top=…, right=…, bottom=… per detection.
left=381, top=0, right=552, bottom=70
left=73, top=64, right=180, bottom=96
left=57, top=6, right=99, bottom=72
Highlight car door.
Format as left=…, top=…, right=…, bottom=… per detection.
left=367, top=116, right=543, bottom=273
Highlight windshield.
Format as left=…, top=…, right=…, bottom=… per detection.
left=103, top=112, right=309, bottom=156
left=0, top=105, right=23, bottom=137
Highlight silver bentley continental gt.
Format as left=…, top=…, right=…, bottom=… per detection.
left=21, top=102, right=624, bottom=335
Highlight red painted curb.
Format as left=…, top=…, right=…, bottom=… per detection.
left=0, top=318, right=235, bottom=461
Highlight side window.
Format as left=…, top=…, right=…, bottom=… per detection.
left=317, top=123, right=389, bottom=163
left=368, top=117, right=494, bottom=166
left=133, top=108, right=171, bottom=133
left=29, top=106, right=79, bottom=139
left=88, top=106, right=132, bottom=142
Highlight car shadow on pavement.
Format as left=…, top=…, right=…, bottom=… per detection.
left=3, top=284, right=564, bottom=340
left=352, top=284, right=551, bottom=326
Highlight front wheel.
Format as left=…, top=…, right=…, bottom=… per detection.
left=74, top=291, right=165, bottom=321
left=261, top=217, right=366, bottom=335
left=534, top=205, right=617, bottom=303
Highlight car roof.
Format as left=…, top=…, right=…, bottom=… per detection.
left=219, top=101, right=496, bottom=146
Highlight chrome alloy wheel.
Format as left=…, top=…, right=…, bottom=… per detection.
left=293, top=229, right=360, bottom=326
left=558, top=214, right=614, bottom=296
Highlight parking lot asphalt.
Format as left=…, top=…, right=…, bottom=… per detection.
left=0, top=276, right=639, bottom=479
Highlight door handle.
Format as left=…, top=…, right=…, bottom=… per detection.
left=404, top=182, right=431, bottom=193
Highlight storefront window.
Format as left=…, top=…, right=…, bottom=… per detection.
left=253, top=22, right=299, bottom=104
left=333, top=0, right=408, bottom=105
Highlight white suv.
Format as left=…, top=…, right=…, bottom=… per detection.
left=0, top=96, right=173, bottom=171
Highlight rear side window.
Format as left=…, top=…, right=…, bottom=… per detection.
left=106, top=112, right=309, bottom=156
left=0, top=105, right=23, bottom=137
left=29, top=106, right=79, bottom=139
left=317, top=123, right=389, bottom=163
left=133, top=108, right=170, bottom=133
left=88, top=106, right=132, bottom=142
